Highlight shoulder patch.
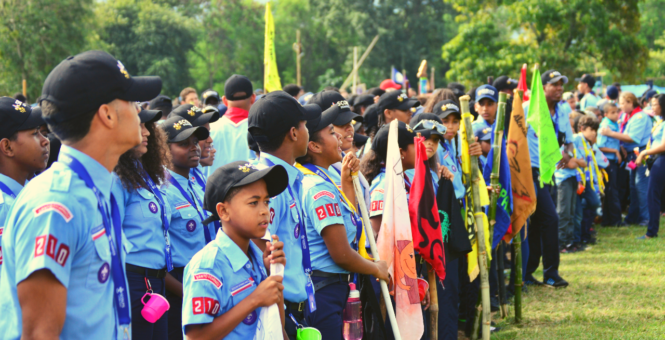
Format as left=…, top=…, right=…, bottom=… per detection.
left=372, top=189, right=384, bottom=194
left=34, top=202, right=73, bottom=222
left=194, top=273, right=223, bottom=289
left=313, top=190, right=335, bottom=201
left=50, top=170, right=72, bottom=192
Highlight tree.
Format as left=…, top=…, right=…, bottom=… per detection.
left=0, top=0, right=94, bottom=101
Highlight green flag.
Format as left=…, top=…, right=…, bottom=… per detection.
left=526, top=68, right=562, bottom=187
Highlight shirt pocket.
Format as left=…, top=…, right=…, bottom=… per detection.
left=86, top=228, right=113, bottom=290
left=175, top=204, right=200, bottom=237
left=137, top=188, right=161, bottom=218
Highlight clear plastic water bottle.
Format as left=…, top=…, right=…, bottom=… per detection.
left=342, top=282, right=363, bottom=340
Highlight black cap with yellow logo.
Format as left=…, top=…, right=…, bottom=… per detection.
left=159, top=115, right=210, bottom=143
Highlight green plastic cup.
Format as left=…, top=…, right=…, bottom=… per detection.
left=297, top=327, right=322, bottom=340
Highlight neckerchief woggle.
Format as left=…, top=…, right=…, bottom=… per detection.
left=138, top=164, right=174, bottom=271
left=168, top=175, right=212, bottom=244
left=58, top=152, right=131, bottom=332
left=0, top=181, right=17, bottom=199
left=190, top=167, right=222, bottom=233
left=261, top=157, right=316, bottom=312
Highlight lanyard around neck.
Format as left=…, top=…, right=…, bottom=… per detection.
left=138, top=165, right=173, bottom=271
left=168, top=174, right=211, bottom=244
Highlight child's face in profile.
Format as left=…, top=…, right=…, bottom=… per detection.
left=605, top=106, right=619, bottom=122
left=218, top=179, right=272, bottom=240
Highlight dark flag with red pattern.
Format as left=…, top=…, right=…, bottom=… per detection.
left=408, top=136, right=446, bottom=281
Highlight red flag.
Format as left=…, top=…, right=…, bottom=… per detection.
left=518, top=63, right=529, bottom=102
left=408, top=136, right=446, bottom=281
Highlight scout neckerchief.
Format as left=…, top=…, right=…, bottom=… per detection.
left=578, top=134, right=605, bottom=195
left=59, top=152, right=131, bottom=335
left=168, top=173, right=212, bottom=244
left=138, top=163, right=173, bottom=271
left=260, top=157, right=316, bottom=312
left=620, top=107, right=642, bottom=133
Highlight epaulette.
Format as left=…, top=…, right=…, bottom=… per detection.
left=198, top=245, right=218, bottom=270
left=50, top=170, right=72, bottom=192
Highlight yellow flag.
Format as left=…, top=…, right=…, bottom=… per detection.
left=264, top=2, right=281, bottom=93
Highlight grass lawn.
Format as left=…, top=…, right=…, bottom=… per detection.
left=491, top=224, right=665, bottom=340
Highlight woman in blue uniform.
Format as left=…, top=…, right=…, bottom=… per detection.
left=112, top=107, right=171, bottom=339
left=636, top=94, right=665, bottom=238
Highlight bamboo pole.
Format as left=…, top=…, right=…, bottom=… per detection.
left=351, top=175, right=402, bottom=340
left=460, top=95, right=491, bottom=340
left=339, top=35, right=380, bottom=90
left=292, top=30, right=303, bottom=86
left=497, top=242, right=508, bottom=318
left=427, top=264, right=438, bottom=340
left=513, top=90, right=525, bottom=324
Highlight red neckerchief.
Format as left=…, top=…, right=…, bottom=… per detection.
left=224, top=107, right=249, bottom=124
left=620, top=107, right=642, bottom=133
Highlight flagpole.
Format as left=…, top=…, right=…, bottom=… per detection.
left=512, top=89, right=526, bottom=324
left=352, top=175, right=402, bottom=340
left=460, top=95, right=491, bottom=340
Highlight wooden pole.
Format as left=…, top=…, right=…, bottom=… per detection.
left=512, top=91, right=526, bottom=324
left=352, top=46, right=358, bottom=94
left=292, top=30, right=303, bottom=86
left=22, top=79, right=27, bottom=98
left=460, top=95, right=491, bottom=340
left=497, top=242, right=508, bottom=318
left=340, top=35, right=380, bottom=91
left=430, top=67, right=435, bottom=91
left=427, top=264, right=438, bottom=340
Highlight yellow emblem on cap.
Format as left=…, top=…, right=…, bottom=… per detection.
left=12, top=100, right=26, bottom=113
left=441, top=105, right=447, bottom=111
left=173, top=119, right=190, bottom=131
left=507, top=80, right=512, bottom=84
left=187, top=109, right=196, bottom=116
left=410, top=107, right=416, bottom=113
left=351, top=119, right=357, bottom=125
left=117, top=61, right=130, bottom=79
left=238, top=163, right=256, bottom=173
left=483, top=128, right=490, bottom=134
left=406, top=125, right=413, bottom=133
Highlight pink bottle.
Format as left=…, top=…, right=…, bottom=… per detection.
left=342, top=283, right=363, bottom=340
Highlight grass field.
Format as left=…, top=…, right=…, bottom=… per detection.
left=491, top=224, right=665, bottom=340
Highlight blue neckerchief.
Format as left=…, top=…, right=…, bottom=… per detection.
left=58, top=153, right=131, bottom=328
left=168, top=175, right=212, bottom=244
left=0, top=181, right=17, bottom=198
left=138, top=164, right=173, bottom=271
left=442, top=140, right=462, bottom=170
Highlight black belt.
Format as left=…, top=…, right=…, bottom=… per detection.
left=286, top=300, right=306, bottom=313
left=125, top=263, right=167, bottom=279
left=311, top=270, right=350, bottom=291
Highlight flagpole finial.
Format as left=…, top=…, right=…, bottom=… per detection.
left=417, top=132, right=422, bottom=138
left=533, top=63, right=540, bottom=71
left=522, top=63, right=527, bottom=69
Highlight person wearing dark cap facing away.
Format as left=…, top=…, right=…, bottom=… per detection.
left=0, top=50, right=162, bottom=340
left=577, top=74, right=599, bottom=110
left=596, top=85, right=619, bottom=114
left=248, top=91, right=320, bottom=340
left=366, top=87, right=385, bottom=103
left=376, top=90, right=420, bottom=127
left=157, top=116, right=211, bottom=340
left=150, top=94, right=174, bottom=120
left=493, top=76, right=518, bottom=96
left=209, top=75, right=256, bottom=173
left=521, top=70, right=575, bottom=288
left=357, top=104, right=380, bottom=158
left=181, top=161, right=288, bottom=340
left=352, top=133, right=369, bottom=154
left=283, top=84, right=304, bottom=100
left=0, top=99, right=50, bottom=280
left=448, top=82, right=466, bottom=99
left=202, top=89, right=221, bottom=108
left=111, top=107, right=171, bottom=339
left=169, top=104, right=221, bottom=191
left=247, top=133, right=260, bottom=162
left=295, top=104, right=389, bottom=340
left=641, top=89, right=658, bottom=116
left=406, top=113, right=452, bottom=193
left=353, top=94, right=375, bottom=116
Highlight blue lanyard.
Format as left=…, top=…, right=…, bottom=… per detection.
left=139, top=167, right=173, bottom=271
left=58, top=153, right=131, bottom=328
left=442, top=141, right=461, bottom=171
left=168, top=175, right=212, bottom=244
left=261, top=157, right=316, bottom=311
left=191, top=167, right=206, bottom=191
left=0, top=181, right=17, bottom=199
left=551, top=108, right=560, bottom=137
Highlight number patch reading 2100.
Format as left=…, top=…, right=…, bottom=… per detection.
left=34, top=234, right=70, bottom=267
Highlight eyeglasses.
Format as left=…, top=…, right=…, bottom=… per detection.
left=413, top=119, right=447, bottom=134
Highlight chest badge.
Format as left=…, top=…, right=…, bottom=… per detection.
left=98, top=262, right=110, bottom=283
left=148, top=202, right=158, bottom=214
left=243, top=310, right=258, bottom=325
left=186, top=220, right=196, bottom=232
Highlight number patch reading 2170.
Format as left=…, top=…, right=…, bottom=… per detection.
left=34, top=234, right=70, bottom=267
left=192, top=297, right=220, bottom=315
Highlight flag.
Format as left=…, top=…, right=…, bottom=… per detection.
left=505, top=90, right=536, bottom=242
left=377, top=120, right=424, bottom=340
left=526, top=68, right=562, bottom=187
left=263, top=2, right=281, bottom=93
left=254, top=262, right=284, bottom=339
left=391, top=67, right=405, bottom=85
left=483, top=129, right=513, bottom=249
left=518, top=64, right=529, bottom=102
left=409, top=136, right=446, bottom=281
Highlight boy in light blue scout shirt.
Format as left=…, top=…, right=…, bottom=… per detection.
left=248, top=91, right=320, bottom=340
left=112, top=107, right=172, bottom=339
left=182, top=161, right=288, bottom=340
left=597, top=103, right=622, bottom=226
left=159, top=116, right=212, bottom=340
left=0, top=100, right=50, bottom=280
left=0, top=50, right=162, bottom=340
left=296, top=103, right=389, bottom=338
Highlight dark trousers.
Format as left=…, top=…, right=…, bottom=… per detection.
left=438, top=258, right=459, bottom=340
left=602, top=160, right=622, bottom=226
left=128, top=270, right=168, bottom=340
left=617, top=163, right=631, bottom=211
left=574, top=185, right=600, bottom=243
left=304, top=276, right=350, bottom=340
left=526, top=168, right=560, bottom=279
left=285, top=302, right=308, bottom=340
left=457, top=255, right=479, bottom=336
left=556, top=177, right=578, bottom=247
left=166, top=267, right=184, bottom=340
left=647, top=156, right=665, bottom=237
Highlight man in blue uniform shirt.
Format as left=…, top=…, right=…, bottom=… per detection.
left=0, top=50, right=162, bottom=340
left=577, top=74, right=599, bottom=110
left=248, top=91, right=320, bottom=340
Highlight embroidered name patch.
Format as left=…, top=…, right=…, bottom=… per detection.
left=34, top=202, right=73, bottom=222
left=194, top=273, right=223, bottom=289
left=175, top=202, right=191, bottom=210
left=91, top=225, right=106, bottom=241
left=313, top=190, right=335, bottom=201
left=231, top=277, right=255, bottom=296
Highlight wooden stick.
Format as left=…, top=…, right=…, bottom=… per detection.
left=427, top=264, right=439, bottom=340
left=339, top=35, right=380, bottom=90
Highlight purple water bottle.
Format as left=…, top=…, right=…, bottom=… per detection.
left=342, top=282, right=363, bottom=340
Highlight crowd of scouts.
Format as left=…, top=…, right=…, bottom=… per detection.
left=0, top=49, right=663, bottom=340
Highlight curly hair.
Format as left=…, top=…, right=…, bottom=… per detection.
left=115, top=122, right=170, bottom=190
left=360, top=149, right=385, bottom=184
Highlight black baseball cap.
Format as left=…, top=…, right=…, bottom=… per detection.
left=149, top=95, right=173, bottom=116
left=307, top=90, right=345, bottom=110
left=202, top=89, right=221, bottom=104
left=377, top=91, right=420, bottom=112
left=40, top=50, right=162, bottom=124
left=354, top=133, right=369, bottom=148
left=159, top=116, right=210, bottom=143
left=367, top=87, right=385, bottom=97
left=492, top=76, right=518, bottom=92
left=0, top=97, right=45, bottom=139
left=169, top=103, right=220, bottom=126
left=354, top=94, right=375, bottom=108
left=304, top=104, right=332, bottom=133
left=326, top=100, right=363, bottom=126
left=363, top=104, right=379, bottom=132
left=283, top=84, right=302, bottom=97
left=248, top=91, right=319, bottom=142
left=432, top=100, right=461, bottom=119
left=576, top=74, right=595, bottom=88
left=224, top=75, right=253, bottom=101
left=139, top=108, right=162, bottom=124
left=203, top=161, right=288, bottom=223
left=409, top=113, right=445, bottom=140
left=541, top=70, right=569, bottom=85
left=247, top=133, right=260, bottom=154
left=371, top=121, right=417, bottom=157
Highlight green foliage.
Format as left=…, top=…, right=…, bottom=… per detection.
left=638, top=0, right=665, bottom=50
left=0, top=0, right=94, bottom=101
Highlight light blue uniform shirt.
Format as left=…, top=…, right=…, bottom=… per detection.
left=623, top=110, right=653, bottom=151
left=257, top=153, right=308, bottom=303
left=404, top=168, right=439, bottom=194
left=472, top=116, right=493, bottom=135
left=0, top=146, right=131, bottom=340
left=301, top=168, right=356, bottom=274
left=651, top=121, right=665, bottom=147
left=524, top=101, right=574, bottom=168
left=580, top=93, right=599, bottom=110
left=438, top=136, right=465, bottom=199
left=162, top=171, right=212, bottom=268
left=369, top=169, right=413, bottom=218
left=597, top=117, right=620, bottom=160
left=554, top=135, right=585, bottom=186
left=113, top=174, right=172, bottom=269
left=191, top=164, right=207, bottom=192
left=208, top=108, right=256, bottom=174
left=594, top=144, right=609, bottom=169
left=0, top=173, right=23, bottom=281
left=182, top=231, right=267, bottom=339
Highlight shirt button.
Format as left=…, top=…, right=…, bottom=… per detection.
left=246, top=263, right=251, bottom=269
